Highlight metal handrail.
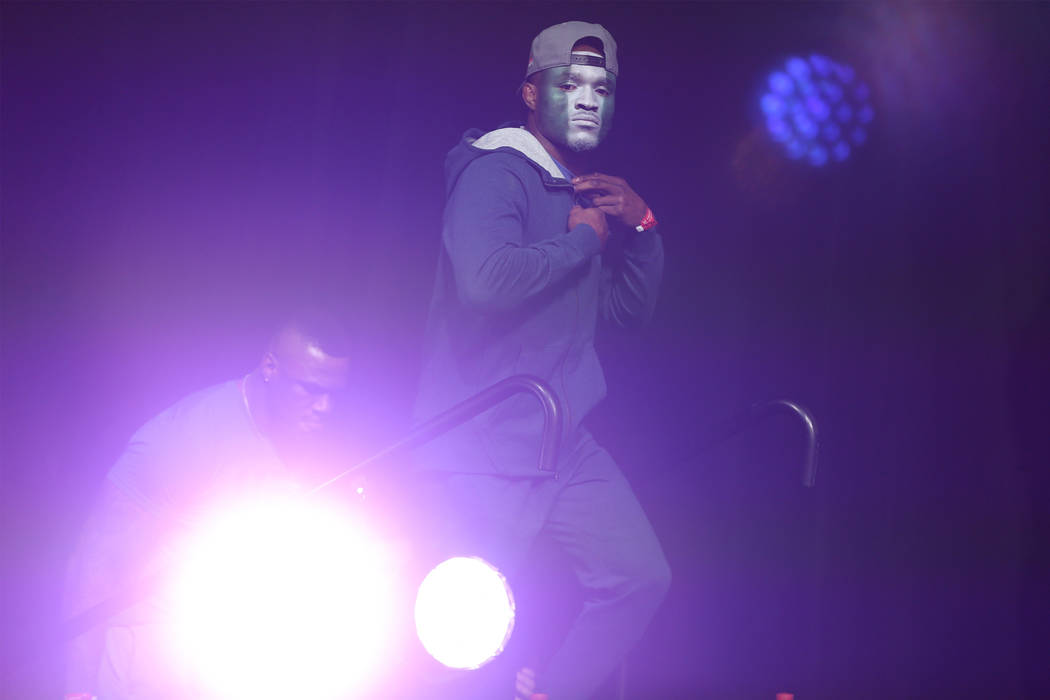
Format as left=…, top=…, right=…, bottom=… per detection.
left=697, top=399, right=819, bottom=487
left=311, top=373, right=563, bottom=492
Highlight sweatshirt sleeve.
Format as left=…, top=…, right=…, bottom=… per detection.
left=600, top=225, right=665, bottom=328
left=444, top=155, right=602, bottom=312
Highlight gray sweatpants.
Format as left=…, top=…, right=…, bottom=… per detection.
left=422, top=429, right=672, bottom=700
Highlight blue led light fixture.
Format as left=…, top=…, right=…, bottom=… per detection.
left=761, top=54, right=873, bottom=166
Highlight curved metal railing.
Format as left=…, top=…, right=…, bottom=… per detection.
left=698, top=399, right=819, bottom=487
left=310, top=373, right=563, bottom=493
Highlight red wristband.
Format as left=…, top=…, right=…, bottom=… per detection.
left=634, top=208, right=657, bottom=233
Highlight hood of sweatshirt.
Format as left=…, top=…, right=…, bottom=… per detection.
left=444, top=125, right=573, bottom=198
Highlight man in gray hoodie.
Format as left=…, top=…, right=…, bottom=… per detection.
left=415, top=21, right=670, bottom=699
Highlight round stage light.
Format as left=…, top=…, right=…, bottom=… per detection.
left=759, top=54, right=874, bottom=166
left=414, top=556, right=516, bottom=670
left=165, top=490, right=398, bottom=699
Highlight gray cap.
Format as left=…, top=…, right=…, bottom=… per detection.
left=525, top=21, right=618, bottom=79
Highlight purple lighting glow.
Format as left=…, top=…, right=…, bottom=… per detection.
left=760, top=54, right=874, bottom=165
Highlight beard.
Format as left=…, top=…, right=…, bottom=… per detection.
left=566, top=133, right=600, bottom=152
left=565, top=128, right=601, bottom=152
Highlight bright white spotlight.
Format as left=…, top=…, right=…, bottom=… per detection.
left=165, top=490, right=398, bottom=699
left=414, top=556, right=516, bottom=670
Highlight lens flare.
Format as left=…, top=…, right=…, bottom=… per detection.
left=166, top=491, right=397, bottom=699
left=414, top=556, right=516, bottom=670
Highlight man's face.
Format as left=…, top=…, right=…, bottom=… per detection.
left=531, top=64, right=616, bottom=153
left=265, top=333, right=351, bottom=436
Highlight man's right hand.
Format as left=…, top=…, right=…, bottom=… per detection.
left=568, top=205, right=609, bottom=249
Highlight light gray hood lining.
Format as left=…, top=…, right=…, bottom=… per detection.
left=468, top=127, right=567, bottom=182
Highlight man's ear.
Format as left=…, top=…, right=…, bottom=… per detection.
left=522, top=80, right=537, bottom=111
left=260, top=351, right=278, bottom=383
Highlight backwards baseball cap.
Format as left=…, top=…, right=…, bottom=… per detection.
left=525, top=21, right=618, bottom=79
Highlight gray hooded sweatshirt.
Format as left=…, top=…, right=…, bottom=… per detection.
left=414, top=126, right=664, bottom=476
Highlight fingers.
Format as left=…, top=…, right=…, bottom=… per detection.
left=573, top=178, right=618, bottom=196
left=574, top=174, right=647, bottom=227
left=589, top=195, right=620, bottom=208
left=589, top=194, right=623, bottom=218
left=572, top=172, right=623, bottom=185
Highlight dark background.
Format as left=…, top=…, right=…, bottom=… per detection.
left=3, top=2, right=1048, bottom=698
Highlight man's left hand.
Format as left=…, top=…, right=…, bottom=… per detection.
left=572, top=173, right=648, bottom=230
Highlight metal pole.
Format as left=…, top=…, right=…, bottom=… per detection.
left=311, top=373, right=563, bottom=493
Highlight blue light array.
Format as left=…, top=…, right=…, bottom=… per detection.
left=761, top=54, right=873, bottom=166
